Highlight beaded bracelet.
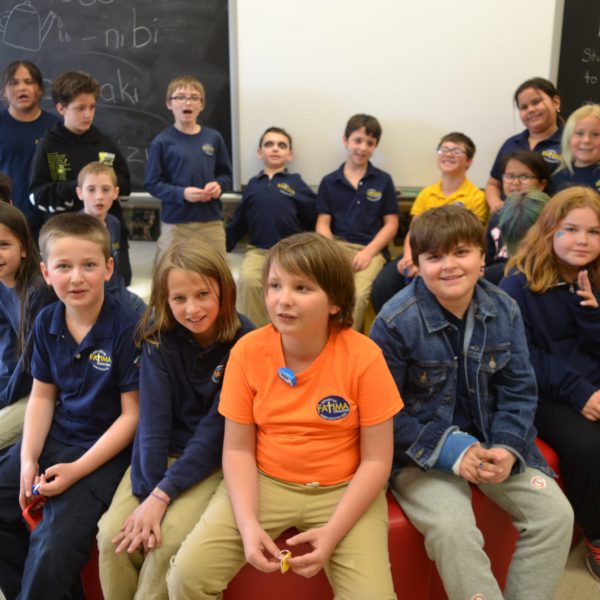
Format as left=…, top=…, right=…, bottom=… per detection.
left=150, top=492, right=170, bottom=505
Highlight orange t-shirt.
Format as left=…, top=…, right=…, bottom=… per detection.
left=219, top=325, right=403, bottom=486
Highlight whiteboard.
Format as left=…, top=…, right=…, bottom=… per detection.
left=232, top=0, right=563, bottom=190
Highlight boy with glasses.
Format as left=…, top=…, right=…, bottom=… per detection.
left=371, top=132, right=488, bottom=312
left=145, top=76, right=232, bottom=260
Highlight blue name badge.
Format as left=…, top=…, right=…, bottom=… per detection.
left=278, top=367, right=297, bottom=387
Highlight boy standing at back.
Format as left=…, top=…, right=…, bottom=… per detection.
left=371, top=132, right=488, bottom=312
left=77, top=161, right=146, bottom=314
left=0, top=213, right=140, bottom=600
left=227, top=126, right=316, bottom=326
left=29, top=70, right=133, bottom=285
left=145, top=75, right=232, bottom=260
left=316, top=114, right=398, bottom=330
left=370, top=205, right=572, bottom=600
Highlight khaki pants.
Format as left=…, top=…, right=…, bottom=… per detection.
left=337, top=241, right=386, bottom=331
left=156, top=221, right=226, bottom=262
left=97, top=464, right=222, bottom=600
left=0, top=396, right=27, bottom=450
left=236, top=246, right=269, bottom=327
left=167, top=473, right=396, bottom=600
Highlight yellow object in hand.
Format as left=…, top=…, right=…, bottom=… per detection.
left=279, top=549, right=292, bottom=574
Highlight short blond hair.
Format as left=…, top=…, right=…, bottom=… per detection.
left=166, top=75, right=205, bottom=103
left=77, top=161, right=118, bottom=188
left=39, top=213, right=111, bottom=262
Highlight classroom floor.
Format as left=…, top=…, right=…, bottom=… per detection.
left=128, top=241, right=600, bottom=600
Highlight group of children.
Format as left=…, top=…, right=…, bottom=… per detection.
left=0, top=61, right=599, bottom=600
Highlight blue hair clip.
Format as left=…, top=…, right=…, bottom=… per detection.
left=278, top=367, right=297, bottom=387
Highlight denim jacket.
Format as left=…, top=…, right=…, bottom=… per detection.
left=370, top=277, right=550, bottom=476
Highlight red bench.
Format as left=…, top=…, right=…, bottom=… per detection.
left=81, top=439, right=561, bottom=600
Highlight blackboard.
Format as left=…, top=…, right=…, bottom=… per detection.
left=0, top=0, right=231, bottom=190
left=557, top=0, right=600, bottom=118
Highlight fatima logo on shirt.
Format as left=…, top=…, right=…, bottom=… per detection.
left=365, top=188, right=383, bottom=202
left=317, top=396, right=351, bottom=421
left=202, top=143, right=215, bottom=156
left=89, top=349, right=112, bottom=372
left=277, top=182, right=296, bottom=197
left=211, top=364, right=225, bottom=384
left=541, top=149, right=561, bottom=164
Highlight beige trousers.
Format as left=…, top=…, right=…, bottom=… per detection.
left=97, top=464, right=222, bottom=600
left=167, top=473, right=396, bottom=600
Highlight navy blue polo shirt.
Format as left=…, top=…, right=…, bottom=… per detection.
left=316, top=162, right=398, bottom=246
left=131, top=314, right=254, bottom=500
left=550, top=163, right=600, bottom=194
left=31, top=294, right=140, bottom=449
left=490, top=127, right=563, bottom=181
left=226, top=170, right=316, bottom=251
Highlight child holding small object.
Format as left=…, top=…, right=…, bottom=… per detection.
left=501, top=186, right=600, bottom=580
left=167, top=232, right=403, bottom=600
left=97, top=238, right=253, bottom=600
left=0, top=213, right=140, bottom=600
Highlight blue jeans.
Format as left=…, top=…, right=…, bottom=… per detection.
left=0, top=437, right=130, bottom=600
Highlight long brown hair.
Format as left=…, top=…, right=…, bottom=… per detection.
left=137, top=239, right=240, bottom=346
left=0, top=203, right=45, bottom=367
left=506, top=186, right=600, bottom=292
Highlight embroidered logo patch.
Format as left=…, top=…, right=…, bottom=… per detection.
left=530, top=475, right=547, bottom=489
left=89, top=349, right=112, bottom=372
left=317, top=396, right=350, bottom=421
left=541, top=149, right=561, bottom=164
left=365, top=188, right=383, bottom=202
left=202, top=143, right=215, bottom=156
left=277, top=182, right=296, bottom=197
left=212, top=364, right=225, bottom=384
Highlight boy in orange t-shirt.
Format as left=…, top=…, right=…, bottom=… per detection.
left=167, top=232, right=403, bottom=599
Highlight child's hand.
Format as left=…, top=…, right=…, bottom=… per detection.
left=37, top=462, right=83, bottom=496
left=19, top=459, right=40, bottom=509
left=113, top=493, right=169, bottom=555
left=481, top=448, right=517, bottom=484
left=204, top=181, right=222, bottom=200
left=582, top=390, right=600, bottom=421
left=240, top=522, right=280, bottom=573
left=183, top=186, right=211, bottom=203
left=458, top=445, right=501, bottom=484
left=352, top=248, right=373, bottom=272
left=396, top=256, right=417, bottom=279
left=576, top=270, right=599, bottom=308
left=286, top=526, right=337, bottom=578
left=488, top=198, right=504, bottom=215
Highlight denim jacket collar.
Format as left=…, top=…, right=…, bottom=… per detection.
left=414, top=277, right=497, bottom=332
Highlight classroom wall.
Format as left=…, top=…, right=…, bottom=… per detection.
left=233, top=0, right=563, bottom=189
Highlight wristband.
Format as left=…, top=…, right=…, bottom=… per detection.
left=150, top=491, right=170, bottom=505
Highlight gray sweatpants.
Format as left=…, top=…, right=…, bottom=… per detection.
left=391, top=466, right=573, bottom=600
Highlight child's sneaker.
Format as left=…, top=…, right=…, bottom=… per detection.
left=585, top=538, right=600, bottom=581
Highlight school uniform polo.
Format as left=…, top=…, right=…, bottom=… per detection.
left=0, top=284, right=50, bottom=408
left=226, top=170, right=316, bottom=251
left=131, top=315, right=254, bottom=500
left=316, top=162, right=398, bottom=247
left=31, top=293, right=140, bottom=449
left=490, top=127, right=563, bottom=181
left=550, top=163, right=600, bottom=194
left=145, top=125, right=232, bottom=224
